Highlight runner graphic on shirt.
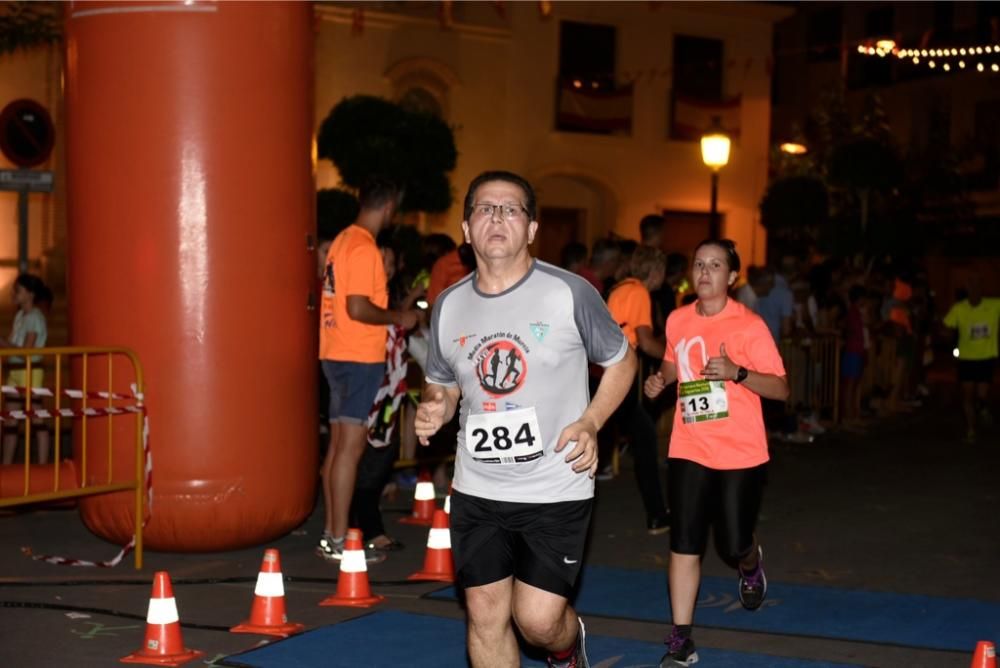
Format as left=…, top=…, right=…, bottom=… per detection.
left=476, top=340, right=527, bottom=396
left=322, top=260, right=336, bottom=329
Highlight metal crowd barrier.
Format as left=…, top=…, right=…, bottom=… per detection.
left=779, top=335, right=842, bottom=423
left=861, top=336, right=897, bottom=399
left=0, top=347, right=146, bottom=569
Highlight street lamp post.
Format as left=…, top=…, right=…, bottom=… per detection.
left=700, top=116, right=731, bottom=240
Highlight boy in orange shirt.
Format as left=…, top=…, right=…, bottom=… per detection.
left=317, top=177, right=419, bottom=561
left=606, top=246, right=670, bottom=534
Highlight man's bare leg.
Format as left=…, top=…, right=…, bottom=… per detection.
left=466, top=577, right=519, bottom=668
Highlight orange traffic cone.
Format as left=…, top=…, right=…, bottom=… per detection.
left=972, top=641, right=997, bottom=668
left=408, top=509, right=454, bottom=582
left=399, top=480, right=436, bottom=525
left=231, top=548, right=305, bottom=637
left=121, top=571, right=203, bottom=666
left=319, top=528, right=385, bottom=607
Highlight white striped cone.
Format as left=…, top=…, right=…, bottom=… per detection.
left=399, top=480, right=436, bottom=525
left=231, top=548, right=304, bottom=637
left=408, top=509, right=454, bottom=582
left=319, top=529, right=384, bottom=607
left=971, top=640, right=996, bottom=668
left=121, top=571, right=203, bottom=666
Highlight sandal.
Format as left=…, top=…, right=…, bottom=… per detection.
left=366, top=537, right=404, bottom=551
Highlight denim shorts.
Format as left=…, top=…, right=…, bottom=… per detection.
left=321, top=360, right=385, bottom=424
left=841, top=351, right=864, bottom=380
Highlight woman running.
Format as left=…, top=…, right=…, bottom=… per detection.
left=645, top=239, right=789, bottom=667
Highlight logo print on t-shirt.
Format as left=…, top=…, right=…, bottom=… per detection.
left=323, top=261, right=335, bottom=296
left=529, top=321, right=550, bottom=342
left=675, top=336, right=708, bottom=382
left=453, top=333, right=478, bottom=347
left=475, top=340, right=528, bottom=397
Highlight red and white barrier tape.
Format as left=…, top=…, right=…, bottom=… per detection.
left=1, top=384, right=134, bottom=401
left=1, top=405, right=143, bottom=421
left=20, top=385, right=151, bottom=568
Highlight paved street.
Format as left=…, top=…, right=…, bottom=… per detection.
left=0, top=385, right=996, bottom=667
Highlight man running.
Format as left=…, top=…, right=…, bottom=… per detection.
left=942, top=276, right=1000, bottom=442
left=415, top=171, right=636, bottom=668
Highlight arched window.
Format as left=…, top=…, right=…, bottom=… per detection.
left=384, top=57, right=459, bottom=120
left=398, top=86, right=443, bottom=118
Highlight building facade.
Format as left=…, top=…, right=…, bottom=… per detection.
left=315, top=0, right=788, bottom=264
left=0, top=0, right=788, bottom=309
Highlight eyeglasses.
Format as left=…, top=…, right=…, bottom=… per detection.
left=471, top=202, right=528, bottom=221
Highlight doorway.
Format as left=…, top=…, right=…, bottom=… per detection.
left=661, top=209, right=722, bottom=258
left=533, top=207, right=585, bottom=266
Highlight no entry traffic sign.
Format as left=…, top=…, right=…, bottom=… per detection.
left=0, top=99, right=55, bottom=168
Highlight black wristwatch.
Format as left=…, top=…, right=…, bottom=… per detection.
left=733, top=367, right=749, bottom=384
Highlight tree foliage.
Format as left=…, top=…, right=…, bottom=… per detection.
left=317, top=95, right=457, bottom=213
left=763, top=92, right=917, bottom=259
left=828, top=136, right=900, bottom=193
left=0, top=2, right=60, bottom=56
left=760, top=175, right=829, bottom=249
left=316, top=188, right=359, bottom=242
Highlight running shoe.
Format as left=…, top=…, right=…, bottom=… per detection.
left=784, top=430, right=814, bottom=444
left=800, top=413, right=826, bottom=435
left=647, top=513, right=671, bottom=536
left=738, top=545, right=767, bottom=610
left=595, top=464, right=615, bottom=481
left=546, top=617, right=589, bottom=668
left=658, top=628, right=698, bottom=666
left=395, top=471, right=418, bottom=489
left=316, top=535, right=386, bottom=564
left=316, top=534, right=339, bottom=560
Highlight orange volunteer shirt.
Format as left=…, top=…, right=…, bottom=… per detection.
left=607, top=278, right=653, bottom=348
left=426, top=248, right=469, bottom=306
left=319, top=225, right=389, bottom=363
left=664, top=299, right=786, bottom=469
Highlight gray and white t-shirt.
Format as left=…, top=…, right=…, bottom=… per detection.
left=426, top=260, right=628, bottom=503
left=9, top=308, right=47, bottom=364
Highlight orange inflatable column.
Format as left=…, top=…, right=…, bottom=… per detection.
left=64, top=1, right=316, bottom=551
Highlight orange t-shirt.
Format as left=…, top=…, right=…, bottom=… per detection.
left=319, top=225, right=388, bottom=363
left=664, top=299, right=786, bottom=469
left=426, top=248, right=469, bottom=306
left=889, top=278, right=912, bottom=333
left=607, top=278, right=652, bottom=348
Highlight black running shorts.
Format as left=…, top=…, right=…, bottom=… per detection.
left=449, top=490, right=592, bottom=599
left=957, top=358, right=996, bottom=383
left=668, top=458, right=766, bottom=563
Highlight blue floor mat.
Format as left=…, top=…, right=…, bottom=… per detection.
left=428, top=565, right=1000, bottom=652
left=221, top=610, right=861, bottom=668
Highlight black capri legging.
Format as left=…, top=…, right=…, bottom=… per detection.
left=668, top=458, right=767, bottom=563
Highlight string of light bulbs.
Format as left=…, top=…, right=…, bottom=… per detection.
left=856, top=39, right=1000, bottom=73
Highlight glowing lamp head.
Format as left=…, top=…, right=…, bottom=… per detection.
left=700, top=117, right=731, bottom=171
